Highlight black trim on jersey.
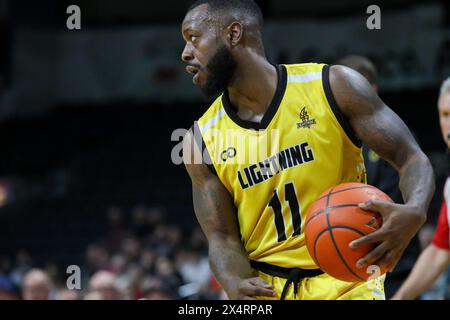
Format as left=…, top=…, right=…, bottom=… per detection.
left=221, top=64, right=287, bottom=130
left=322, top=65, right=362, bottom=148
left=191, top=123, right=218, bottom=177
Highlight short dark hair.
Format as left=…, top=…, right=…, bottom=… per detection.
left=337, top=55, right=378, bottom=85
left=188, top=0, right=264, bottom=30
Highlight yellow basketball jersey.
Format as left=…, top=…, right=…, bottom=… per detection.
left=195, top=63, right=366, bottom=269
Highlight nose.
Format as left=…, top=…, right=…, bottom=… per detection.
left=181, top=43, right=194, bottom=62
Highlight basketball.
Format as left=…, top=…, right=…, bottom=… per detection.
left=305, top=182, right=393, bottom=283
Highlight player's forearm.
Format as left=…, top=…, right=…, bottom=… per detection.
left=394, top=245, right=450, bottom=299
left=190, top=171, right=254, bottom=299
left=398, top=153, right=435, bottom=215
left=208, top=235, right=254, bottom=298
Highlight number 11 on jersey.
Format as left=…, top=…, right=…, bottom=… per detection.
left=268, top=182, right=302, bottom=242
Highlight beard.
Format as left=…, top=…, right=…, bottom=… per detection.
left=200, top=45, right=237, bottom=100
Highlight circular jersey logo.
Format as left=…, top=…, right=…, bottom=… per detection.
left=221, top=147, right=237, bottom=162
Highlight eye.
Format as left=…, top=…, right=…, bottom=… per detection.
left=191, top=35, right=198, bottom=43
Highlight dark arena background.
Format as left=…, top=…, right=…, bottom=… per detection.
left=0, top=0, right=449, bottom=301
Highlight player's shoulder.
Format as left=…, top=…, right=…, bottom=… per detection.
left=283, top=62, right=327, bottom=76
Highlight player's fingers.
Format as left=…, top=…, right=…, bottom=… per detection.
left=374, top=249, right=396, bottom=271
left=248, top=277, right=274, bottom=289
left=252, top=286, right=278, bottom=298
left=241, top=286, right=277, bottom=298
left=358, top=200, right=394, bottom=217
left=349, top=229, right=388, bottom=248
left=240, top=280, right=277, bottom=298
left=355, top=242, right=390, bottom=268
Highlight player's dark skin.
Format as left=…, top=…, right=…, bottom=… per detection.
left=181, top=4, right=435, bottom=299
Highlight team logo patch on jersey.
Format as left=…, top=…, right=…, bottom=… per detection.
left=297, top=107, right=316, bottom=129
left=221, top=147, right=237, bottom=162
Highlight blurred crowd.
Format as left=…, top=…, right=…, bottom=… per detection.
left=0, top=203, right=449, bottom=300
left=0, top=205, right=224, bottom=300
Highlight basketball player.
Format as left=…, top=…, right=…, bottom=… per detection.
left=337, top=55, right=422, bottom=299
left=181, top=0, right=435, bottom=299
left=392, top=78, right=450, bottom=300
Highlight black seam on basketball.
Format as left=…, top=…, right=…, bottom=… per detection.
left=329, top=226, right=366, bottom=236
left=313, top=226, right=366, bottom=257
left=313, top=187, right=335, bottom=271
left=312, top=225, right=364, bottom=272
left=313, top=228, right=328, bottom=271
left=305, top=204, right=360, bottom=228
left=324, top=187, right=366, bottom=282
left=312, top=226, right=367, bottom=282
left=316, top=185, right=376, bottom=201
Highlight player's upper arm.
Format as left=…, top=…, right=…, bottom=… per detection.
left=328, top=65, right=423, bottom=170
left=183, top=129, right=241, bottom=242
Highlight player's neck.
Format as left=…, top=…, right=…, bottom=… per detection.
left=227, top=56, right=278, bottom=123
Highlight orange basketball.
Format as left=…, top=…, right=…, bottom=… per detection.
left=304, top=182, right=392, bottom=282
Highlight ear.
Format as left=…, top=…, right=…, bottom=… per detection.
left=226, top=22, right=243, bottom=46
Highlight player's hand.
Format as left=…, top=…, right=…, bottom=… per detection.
left=348, top=200, right=426, bottom=272
left=230, top=277, right=278, bottom=300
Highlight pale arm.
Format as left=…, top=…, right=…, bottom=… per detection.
left=392, top=244, right=450, bottom=299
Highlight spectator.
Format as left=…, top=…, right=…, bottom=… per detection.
left=140, top=248, right=156, bottom=274
left=154, top=256, right=183, bottom=289
left=175, top=245, right=211, bottom=296
left=84, top=243, right=111, bottom=274
left=106, top=206, right=129, bottom=251
left=22, top=269, right=53, bottom=300
left=392, top=77, right=450, bottom=299
left=141, top=276, right=176, bottom=300
left=115, top=263, right=144, bottom=300
left=10, top=250, right=33, bottom=288
left=88, top=270, right=122, bottom=300
left=55, top=288, right=79, bottom=300
left=120, top=236, right=141, bottom=263
left=0, top=205, right=220, bottom=300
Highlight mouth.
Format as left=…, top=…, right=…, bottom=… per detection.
left=186, top=65, right=199, bottom=76
left=186, top=65, right=201, bottom=84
